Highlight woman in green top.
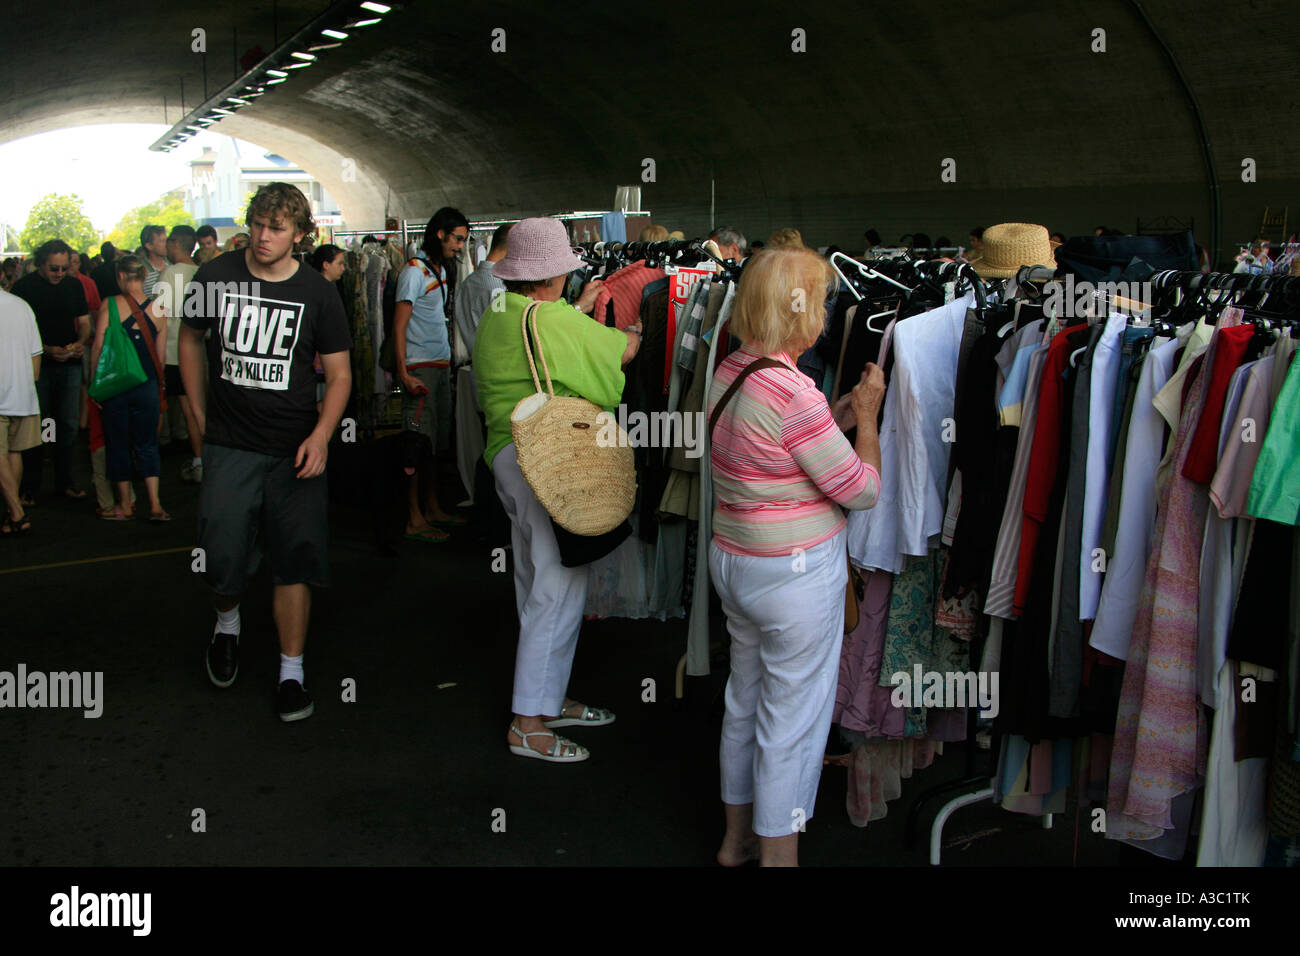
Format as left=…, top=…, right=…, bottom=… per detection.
left=473, top=218, right=641, bottom=763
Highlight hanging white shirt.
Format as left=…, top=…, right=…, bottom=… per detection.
left=847, top=293, right=972, bottom=572
left=1088, top=335, right=1179, bottom=659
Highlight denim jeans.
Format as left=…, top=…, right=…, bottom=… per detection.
left=1111, top=327, right=1155, bottom=462
left=100, top=378, right=161, bottom=482
left=22, top=359, right=82, bottom=495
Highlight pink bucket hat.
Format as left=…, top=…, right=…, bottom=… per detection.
left=491, top=217, right=583, bottom=281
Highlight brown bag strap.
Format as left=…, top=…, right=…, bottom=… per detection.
left=121, top=294, right=166, bottom=388
left=708, top=357, right=791, bottom=437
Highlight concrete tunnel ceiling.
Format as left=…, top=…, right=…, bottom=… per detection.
left=4, top=0, right=1298, bottom=258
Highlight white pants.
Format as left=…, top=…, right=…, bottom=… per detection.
left=710, top=530, right=847, bottom=838
left=493, top=443, right=588, bottom=716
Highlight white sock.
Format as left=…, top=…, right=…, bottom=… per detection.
left=215, top=606, right=240, bottom=636
left=192, top=456, right=202, bottom=466
left=279, top=653, right=304, bottom=687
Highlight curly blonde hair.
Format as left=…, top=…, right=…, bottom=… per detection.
left=245, top=182, right=316, bottom=239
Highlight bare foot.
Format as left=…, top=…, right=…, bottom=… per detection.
left=716, top=841, right=759, bottom=867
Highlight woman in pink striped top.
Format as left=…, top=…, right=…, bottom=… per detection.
left=708, top=245, right=885, bottom=867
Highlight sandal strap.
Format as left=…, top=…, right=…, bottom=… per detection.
left=562, top=703, right=611, bottom=723
left=511, top=721, right=580, bottom=758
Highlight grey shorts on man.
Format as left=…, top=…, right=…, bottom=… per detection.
left=197, top=442, right=330, bottom=596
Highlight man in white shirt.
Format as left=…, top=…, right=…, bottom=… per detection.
left=151, top=225, right=203, bottom=481
left=0, top=289, right=43, bottom=534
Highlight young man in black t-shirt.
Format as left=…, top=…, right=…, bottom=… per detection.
left=178, top=183, right=352, bottom=721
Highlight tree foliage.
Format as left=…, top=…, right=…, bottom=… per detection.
left=19, top=194, right=100, bottom=255
left=105, top=197, right=196, bottom=251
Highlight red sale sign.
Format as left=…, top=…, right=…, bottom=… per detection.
left=665, top=267, right=715, bottom=393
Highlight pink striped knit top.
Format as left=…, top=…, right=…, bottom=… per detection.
left=709, top=344, right=881, bottom=557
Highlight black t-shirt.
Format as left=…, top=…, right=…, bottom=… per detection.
left=181, top=250, right=351, bottom=458
left=11, top=272, right=89, bottom=350
left=90, top=260, right=121, bottom=300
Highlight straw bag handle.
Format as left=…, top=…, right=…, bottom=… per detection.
left=520, top=300, right=556, bottom=398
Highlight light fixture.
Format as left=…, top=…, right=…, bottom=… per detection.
left=151, top=0, right=399, bottom=152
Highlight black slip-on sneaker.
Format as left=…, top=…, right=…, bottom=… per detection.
left=206, top=630, right=239, bottom=688
left=277, top=680, right=314, bottom=722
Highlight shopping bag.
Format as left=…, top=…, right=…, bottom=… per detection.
left=88, top=298, right=147, bottom=402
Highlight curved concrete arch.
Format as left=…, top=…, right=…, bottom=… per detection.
left=2, top=1, right=1297, bottom=257
left=0, top=106, right=391, bottom=229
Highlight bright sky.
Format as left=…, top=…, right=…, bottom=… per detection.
left=0, top=124, right=271, bottom=239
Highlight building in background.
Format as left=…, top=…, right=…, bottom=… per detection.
left=186, top=137, right=341, bottom=240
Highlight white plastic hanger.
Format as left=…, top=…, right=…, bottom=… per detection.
left=865, top=305, right=897, bottom=334
left=997, top=300, right=1020, bottom=338
left=830, top=252, right=914, bottom=298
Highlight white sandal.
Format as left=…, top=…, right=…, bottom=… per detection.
left=509, top=721, right=590, bottom=763
left=544, top=703, right=616, bottom=729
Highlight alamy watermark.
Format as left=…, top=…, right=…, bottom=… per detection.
left=595, top=406, right=706, bottom=459
left=1042, top=276, right=1152, bottom=319
left=152, top=277, right=264, bottom=320
left=0, top=664, right=103, bottom=718
left=49, top=886, right=150, bottom=935
left=889, top=665, right=999, bottom=719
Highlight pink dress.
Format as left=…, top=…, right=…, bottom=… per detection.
left=1107, top=309, right=1243, bottom=842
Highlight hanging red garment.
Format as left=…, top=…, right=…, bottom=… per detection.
left=590, top=261, right=666, bottom=330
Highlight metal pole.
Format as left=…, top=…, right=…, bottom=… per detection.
left=180, top=76, right=185, bottom=114
left=710, top=176, right=715, bottom=232
left=1126, top=0, right=1221, bottom=269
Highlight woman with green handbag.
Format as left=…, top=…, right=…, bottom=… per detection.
left=88, top=255, right=170, bottom=522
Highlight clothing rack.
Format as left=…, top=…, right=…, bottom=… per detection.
left=863, top=246, right=968, bottom=260
left=580, top=237, right=742, bottom=284
left=834, top=253, right=990, bottom=310
left=909, top=263, right=1300, bottom=864
left=331, top=226, right=410, bottom=249
left=1150, top=267, right=1300, bottom=295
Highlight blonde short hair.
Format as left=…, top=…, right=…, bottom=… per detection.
left=639, top=224, right=669, bottom=242
left=767, top=228, right=804, bottom=249
left=730, top=247, right=836, bottom=356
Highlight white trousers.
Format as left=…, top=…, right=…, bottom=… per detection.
left=710, top=530, right=847, bottom=838
left=493, top=443, right=588, bottom=716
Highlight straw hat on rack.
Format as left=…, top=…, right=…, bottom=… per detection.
left=968, top=222, right=1057, bottom=278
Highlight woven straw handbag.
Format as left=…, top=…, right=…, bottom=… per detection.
left=509, top=301, right=636, bottom=535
